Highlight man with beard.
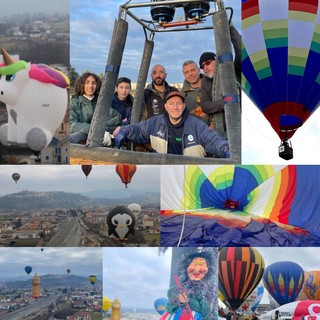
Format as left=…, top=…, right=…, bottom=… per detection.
left=141, top=64, right=178, bottom=120
left=160, top=250, right=218, bottom=320
left=180, top=60, right=211, bottom=126
left=199, top=25, right=241, bottom=138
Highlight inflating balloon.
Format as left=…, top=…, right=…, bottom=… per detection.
left=219, top=247, right=265, bottom=311
left=107, top=206, right=135, bottom=240
left=81, top=165, right=92, bottom=179
left=89, top=275, right=97, bottom=286
left=263, top=261, right=304, bottom=305
left=0, top=48, right=69, bottom=151
left=242, top=1, right=320, bottom=160
left=303, top=270, right=320, bottom=300
left=115, top=164, right=137, bottom=188
left=25, top=265, right=32, bottom=275
left=12, top=172, right=20, bottom=184
left=154, top=297, right=168, bottom=315
left=161, top=165, right=320, bottom=246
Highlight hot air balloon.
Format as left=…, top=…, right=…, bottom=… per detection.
left=218, top=247, right=265, bottom=311
left=81, top=165, right=92, bottom=179
left=303, top=270, right=320, bottom=300
left=115, top=164, right=136, bottom=188
left=161, top=165, right=320, bottom=247
left=66, top=269, right=71, bottom=274
left=154, top=297, right=168, bottom=316
left=107, top=206, right=136, bottom=240
left=12, top=172, right=20, bottom=184
left=32, top=273, right=41, bottom=299
left=263, top=261, right=304, bottom=306
left=103, top=296, right=112, bottom=312
left=40, top=248, right=44, bottom=252
left=89, top=275, right=97, bottom=286
left=25, top=265, right=32, bottom=275
left=128, top=203, right=141, bottom=217
left=242, top=0, right=320, bottom=160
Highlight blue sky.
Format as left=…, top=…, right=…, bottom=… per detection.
left=0, top=165, right=160, bottom=195
left=70, top=0, right=241, bottom=82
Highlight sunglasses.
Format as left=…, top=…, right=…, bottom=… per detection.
left=201, top=60, right=214, bottom=69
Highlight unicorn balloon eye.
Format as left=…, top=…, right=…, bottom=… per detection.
left=0, top=48, right=69, bottom=152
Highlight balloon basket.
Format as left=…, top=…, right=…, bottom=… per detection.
left=278, top=140, right=293, bottom=160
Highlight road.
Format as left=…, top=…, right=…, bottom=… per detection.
left=0, top=295, right=57, bottom=320
left=47, top=217, right=82, bottom=247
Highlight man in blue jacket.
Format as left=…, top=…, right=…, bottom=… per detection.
left=113, top=91, right=230, bottom=158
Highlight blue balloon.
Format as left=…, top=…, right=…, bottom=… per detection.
left=154, top=297, right=168, bottom=315
left=25, top=265, right=32, bottom=275
left=263, top=261, right=304, bottom=305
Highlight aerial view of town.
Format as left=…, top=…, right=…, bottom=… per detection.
left=0, top=165, right=160, bottom=248
left=0, top=247, right=102, bottom=320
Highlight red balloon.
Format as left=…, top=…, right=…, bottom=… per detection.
left=115, top=164, right=137, bottom=188
left=81, top=165, right=92, bottom=179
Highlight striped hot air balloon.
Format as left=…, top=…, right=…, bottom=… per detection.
left=115, top=164, right=137, bottom=188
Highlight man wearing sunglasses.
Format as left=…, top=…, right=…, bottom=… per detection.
left=199, top=25, right=241, bottom=138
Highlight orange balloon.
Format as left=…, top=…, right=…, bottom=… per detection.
left=303, top=270, right=320, bottom=300
left=115, top=164, right=137, bottom=188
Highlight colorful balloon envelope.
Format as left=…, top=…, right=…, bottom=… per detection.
left=154, top=297, right=168, bottom=315
left=303, top=270, right=320, bottom=300
left=218, top=247, right=265, bottom=311
left=242, top=0, right=320, bottom=141
left=115, top=164, right=137, bottom=188
left=103, top=296, right=112, bottom=312
left=263, top=261, right=304, bottom=305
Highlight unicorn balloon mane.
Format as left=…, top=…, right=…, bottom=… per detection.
left=0, top=48, right=69, bottom=151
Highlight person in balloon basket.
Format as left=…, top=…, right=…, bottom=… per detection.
left=140, top=64, right=178, bottom=120
left=113, top=91, right=230, bottom=158
left=160, top=250, right=218, bottom=320
left=70, top=72, right=122, bottom=144
left=199, top=24, right=241, bottom=138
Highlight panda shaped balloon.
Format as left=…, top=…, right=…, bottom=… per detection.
left=107, top=206, right=135, bottom=241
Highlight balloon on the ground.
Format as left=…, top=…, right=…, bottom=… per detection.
left=303, top=270, right=320, bottom=300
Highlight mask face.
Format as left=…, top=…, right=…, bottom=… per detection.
left=187, top=257, right=208, bottom=281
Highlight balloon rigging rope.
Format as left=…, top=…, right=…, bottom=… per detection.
left=243, top=111, right=273, bottom=141
left=177, top=164, right=187, bottom=247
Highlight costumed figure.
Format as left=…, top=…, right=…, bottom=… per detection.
left=161, top=249, right=218, bottom=320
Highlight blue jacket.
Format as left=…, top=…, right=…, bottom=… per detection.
left=112, top=92, right=134, bottom=124
left=120, top=110, right=229, bottom=158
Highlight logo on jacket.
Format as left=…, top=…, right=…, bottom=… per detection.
left=188, top=134, right=194, bottom=142
left=157, top=130, right=164, bottom=137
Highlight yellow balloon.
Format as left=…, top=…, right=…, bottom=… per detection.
left=103, top=296, right=112, bottom=312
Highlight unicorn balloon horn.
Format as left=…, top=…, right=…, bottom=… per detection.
left=1, top=48, right=16, bottom=65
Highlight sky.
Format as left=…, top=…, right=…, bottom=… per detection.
left=102, top=247, right=320, bottom=311
left=0, top=247, right=102, bottom=280
left=0, top=165, right=160, bottom=195
left=0, top=0, right=69, bottom=17
left=70, top=0, right=241, bottom=82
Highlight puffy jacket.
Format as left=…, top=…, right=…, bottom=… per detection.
left=70, top=95, right=122, bottom=134
left=141, top=81, right=178, bottom=120
left=112, top=92, right=134, bottom=124
left=120, top=110, right=229, bottom=158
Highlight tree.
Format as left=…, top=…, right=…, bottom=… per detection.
left=69, top=66, right=79, bottom=88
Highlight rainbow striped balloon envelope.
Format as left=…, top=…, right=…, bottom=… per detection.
left=160, top=165, right=320, bottom=246
left=242, top=0, right=320, bottom=141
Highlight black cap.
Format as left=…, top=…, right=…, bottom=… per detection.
left=199, top=52, right=216, bottom=68
left=164, top=91, right=185, bottom=103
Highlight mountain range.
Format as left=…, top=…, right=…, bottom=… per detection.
left=0, top=190, right=160, bottom=210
